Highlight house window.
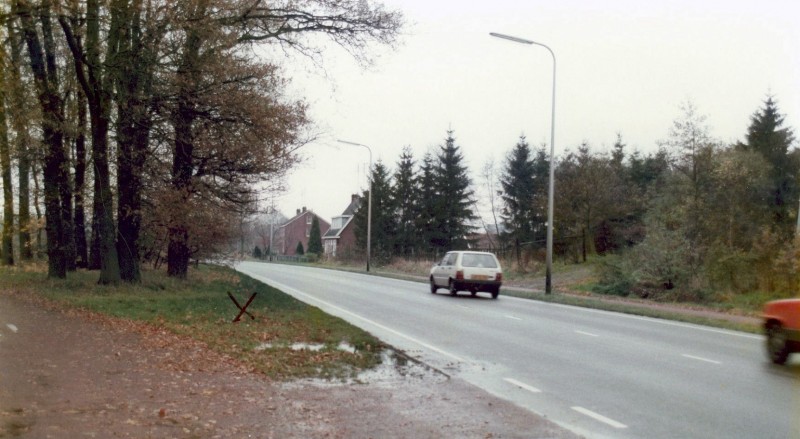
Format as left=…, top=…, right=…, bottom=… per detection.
left=306, top=215, right=312, bottom=225
left=306, top=225, right=311, bottom=237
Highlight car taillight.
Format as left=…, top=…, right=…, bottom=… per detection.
left=496, top=273, right=502, bottom=282
left=456, top=270, right=464, bottom=280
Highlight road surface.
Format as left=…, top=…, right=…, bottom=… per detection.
left=236, top=261, right=800, bottom=439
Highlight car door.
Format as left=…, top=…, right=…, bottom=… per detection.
left=439, top=253, right=457, bottom=285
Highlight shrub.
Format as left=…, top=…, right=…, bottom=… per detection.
left=592, top=254, right=634, bottom=296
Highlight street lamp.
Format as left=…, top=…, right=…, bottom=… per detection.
left=490, top=31, right=556, bottom=294
left=337, top=139, right=372, bottom=272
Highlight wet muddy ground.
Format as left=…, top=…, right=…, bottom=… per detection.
left=0, top=293, right=581, bottom=438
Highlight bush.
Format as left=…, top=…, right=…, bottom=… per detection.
left=592, top=254, right=634, bottom=296
left=704, top=245, right=758, bottom=294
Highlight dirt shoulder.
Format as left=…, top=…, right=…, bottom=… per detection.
left=0, top=292, right=580, bottom=439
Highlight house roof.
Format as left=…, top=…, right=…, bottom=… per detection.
left=278, top=209, right=330, bottom=231
left=323, top=196, right=362, bottom=240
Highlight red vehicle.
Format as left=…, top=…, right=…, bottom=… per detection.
left=763, top=298, right=800, bottom=364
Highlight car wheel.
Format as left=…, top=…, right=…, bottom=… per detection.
left=491, top=287, right=499, bottom=299
left=430, top=277, right=437, bottom=294
left=449, top=280, right=457, bottom=296
left=766, top=322, right=790, bottom=365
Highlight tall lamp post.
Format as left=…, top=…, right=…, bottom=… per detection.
left=337, top=139, right=372, bottom=272
left=490, top=32, right=556, bottom=294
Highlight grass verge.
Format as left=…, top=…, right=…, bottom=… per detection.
left=0, top=263, right=383, bottom=380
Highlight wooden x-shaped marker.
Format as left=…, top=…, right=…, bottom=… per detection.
left=228, top=292, right=257, bottom=322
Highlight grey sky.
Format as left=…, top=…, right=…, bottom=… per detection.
left=273, top=0, right=800, bottom=224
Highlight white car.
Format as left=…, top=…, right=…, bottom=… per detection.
left=430, top=251, right=503, bottom=299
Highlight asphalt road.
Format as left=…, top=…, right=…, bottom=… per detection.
left=236, top=261, right=800, bottom=439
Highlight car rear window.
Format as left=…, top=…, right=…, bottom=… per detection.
left=461, top=253, right=498, bottom=268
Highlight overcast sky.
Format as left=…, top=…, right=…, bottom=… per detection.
left=272, top=0, right=800, bottom=223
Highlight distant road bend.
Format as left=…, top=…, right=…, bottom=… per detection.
left=236, top=262, right=800, bottom=439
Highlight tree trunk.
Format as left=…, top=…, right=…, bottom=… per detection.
left=17, top=0, right=69, bottom=278
left=0, top=46, right=14, bottom=266
left=73, top=91, right=88, bottom=268
left=5, top=15, right=32, bottom=261
left=59, top=0, right=121, bottom=283
left=167, top=2, right=206, bottom=279
left=115, top=0, right=153, bottom=283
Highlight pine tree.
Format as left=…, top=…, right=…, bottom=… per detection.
left=415, top=152, right=439, bottom=255
left=295, top=241, right=305, bottom=255
left=391, top=147, right=418, bottom=257
left=307, top=216, right=323, bottom=255
left=737, top=96, right=798, bottom=235
left=433, top=130, right=477, bottom=250
left=354, top=161, right=396, bottom=264
left=500, top=136, right=538, bottom=261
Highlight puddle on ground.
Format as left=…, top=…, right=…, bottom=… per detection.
left=281, top=348, right=449, bottom=389
left=254, top=342, right=357, bottom=353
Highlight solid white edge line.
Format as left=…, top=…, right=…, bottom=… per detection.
left=504, top=377, right=542, bottom=393
left=6, top=324, right=18, bottom=333
left=682, top=354, right=722, bottom=365
left=575, top=330, right=599, bottom=337
left=249, top=275, right=467, bottom=363
left=571, top=406, right=628, bottom=429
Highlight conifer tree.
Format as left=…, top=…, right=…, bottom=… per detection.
left=354, top=161, right=396, bottom=263
left=737, top=96, right=798, bottom=235
left=307, top=216, right=323, bottom=255
left=433, top=130, right=476, bottom=250
left=391, top=147, right=418, bottom=257
left=500, top=135, right=538, bottom=261
left=295, top=241, right=305, bottom=255
left=415, top=152, right=439, bottom=255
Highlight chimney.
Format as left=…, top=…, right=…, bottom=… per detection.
left=302, top=206, right=307, bottom=213
left=296, top=208, right=300, bottom=216
left=351, top=194, right=360, bottom=203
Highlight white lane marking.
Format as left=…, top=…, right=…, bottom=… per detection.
left=504, top=377, right=542, bottom=393
left=571, top=406, right=627, bottom=429
left=502, top=295, right=761, bottom=340
left=6, top=324, right=18, bottom=333
left=250, top=276, right=466, bottom=363
left=682, top=354, right=722, bottom=365
left=504, top=315, right=522, bottom=321
left=456, top=304, right=470, bottom=310
left=575, top=330, right=599, bottom=337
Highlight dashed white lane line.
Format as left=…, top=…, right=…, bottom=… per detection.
left=575, top=330, right=599, bottom=337
left=682, top=354, right=722, bottom=365
left=504, top=315, right=523, bottom=321
left=571, top=406, right=628, bottom=429
left=6, top=324, right=18, bottom=333
left=504, top=377, right=542, bottom=394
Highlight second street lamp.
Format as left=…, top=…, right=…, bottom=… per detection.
left=337, top=139, right=372, bottom=272
left=490, top=31, right=557, bottom=294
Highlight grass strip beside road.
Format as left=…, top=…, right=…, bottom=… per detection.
left=0, top=264, right=383, bottom=380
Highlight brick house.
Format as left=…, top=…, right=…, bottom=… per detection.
left=274, top=207, right=330, bottom=256
left=323, top=194, right=362, bottom=258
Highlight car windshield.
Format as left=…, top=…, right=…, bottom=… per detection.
left=461, top=253, right=498, bottom=268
